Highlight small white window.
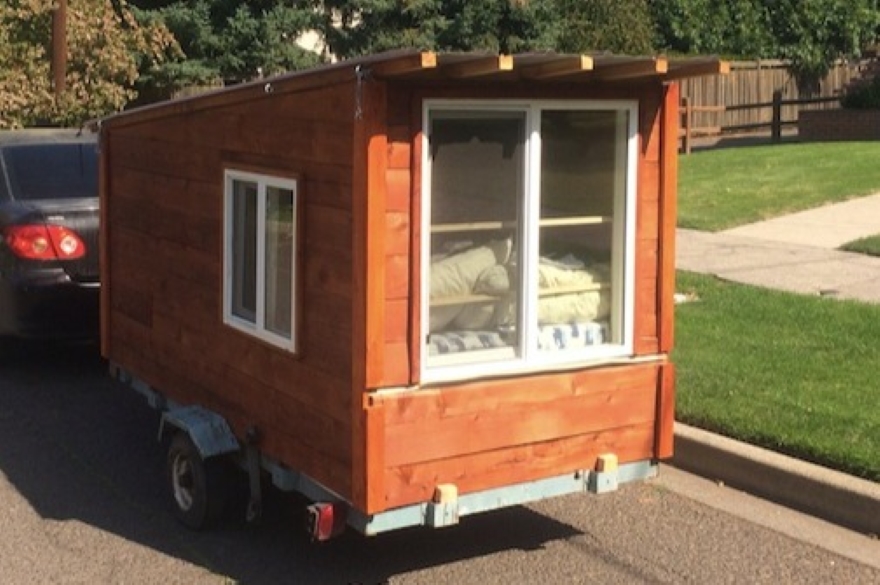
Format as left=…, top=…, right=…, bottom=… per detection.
left=422, top=100, right=638, bottom=382
left=223, top=169, right=298, bottom=352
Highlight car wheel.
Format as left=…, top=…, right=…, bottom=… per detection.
left=166, top=432, right=229, bottom=530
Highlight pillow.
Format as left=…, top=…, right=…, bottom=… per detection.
left=474, top=264, right=510, bottom=294
left=429, top=238, right=512, bottom=331
left=538, top=260, right=610, bottom=289
left=538, top=290, right=610, bottom=324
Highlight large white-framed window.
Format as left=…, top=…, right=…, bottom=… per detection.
left=422, top=100, right=638, bottom=382
left=223, top=169, right=299, bottom=352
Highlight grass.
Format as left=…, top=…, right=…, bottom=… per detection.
left=674, top=141, right=880, bottom=480
left=840, top=234, right=880, bottom=257
left=674, top=272, right=880, bottom=481
left=678, top=141, right=880, bottom=231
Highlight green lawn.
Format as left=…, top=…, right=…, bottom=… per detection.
left=678, top=141, right=880, bottom=231
left=840, top=234, right=880, bottom=257
left=674, top=141, right=880, bottom=480
left=674, top=272, right=880, bottom=481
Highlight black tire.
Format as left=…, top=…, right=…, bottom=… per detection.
left=165, top=432, right=229, bottom=530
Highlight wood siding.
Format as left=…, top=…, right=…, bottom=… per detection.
left=374, top=362, right=663, bottom=510
left=102, top=81, right=360, bottom=500
left=103, top=67, right=677, bottom=517
left=359, top=81, right=675, bottom=513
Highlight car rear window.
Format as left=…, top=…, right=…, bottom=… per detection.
left=0, top=142, right=98, bottom=201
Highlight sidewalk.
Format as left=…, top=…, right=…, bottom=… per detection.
left=677, top=192, right=880, bottom=303
left=671, top=193, right=880, bottom=536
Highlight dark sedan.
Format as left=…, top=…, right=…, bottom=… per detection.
left=0, top=129, right=100, bottom=339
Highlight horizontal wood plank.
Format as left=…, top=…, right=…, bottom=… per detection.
left=384, top=382, right=656, bottom=466
left=383, top=422, right=655, bottom=508
left=381, top=364, right=659, bottom=424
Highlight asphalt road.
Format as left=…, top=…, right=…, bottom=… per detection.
left=0, top=341, right=877, bottom=584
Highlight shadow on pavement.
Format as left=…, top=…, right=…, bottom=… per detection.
left=0, top=339, right=579, bottom=584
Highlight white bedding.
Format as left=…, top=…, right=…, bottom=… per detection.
left=428, top=241, right=611, bottom=357
left=428, top=321, right=608, bottom=356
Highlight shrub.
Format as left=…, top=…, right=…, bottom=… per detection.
left=840, top=73, right=880, bottom=109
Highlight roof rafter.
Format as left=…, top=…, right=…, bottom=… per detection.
left=593, top=57, right=669, bottom=81
left=517, top=55, right=594, bottom=79
left=664, top=58, right=731, bottom=81
left=371, top=52, right=437, bottom=77
left=440, top=55, right=514, bottom=78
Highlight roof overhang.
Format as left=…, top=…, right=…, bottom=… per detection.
left=101, top=50, right=729, bottom=128
left=362, top=50, right=729, bottom=84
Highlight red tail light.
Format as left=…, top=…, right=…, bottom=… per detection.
left=4, top=224, right=87, bottom=260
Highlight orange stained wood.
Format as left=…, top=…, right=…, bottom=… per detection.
left=377, top=365, right=660, bottom=471
left=358, top=395, right=387, bottom=513
left=407, top=98, right=425, bottom=387
left=383, top=360, right=658, bottom=421
left=384, top=422, right=657, bottom=508
left=385, top=382, right=657, bottom=467
left=387, top=139, right=412, bottom=173
left=351, top=78, right=389, bottom=509
left=655, top=363, right=676, bottom=459
left=635, top=280, right=660, bottom=354
left=386, top=168, right=411, bottom=212
left=658, top=82, right=680, bottom=353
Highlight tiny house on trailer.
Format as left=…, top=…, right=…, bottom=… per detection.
left=99, top=50, right=727, bottom=538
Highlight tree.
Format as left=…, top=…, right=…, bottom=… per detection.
left=320, top=0, right=655, bottom=59
left=651, top=0, right=879, bottom=88
left=546, top=0, right=655, bottom=55
left=130, top=0, right=324, bottom=95
left=0, top=0, right=176, bottom=128
left=320, top=0, right=552, bottom=57
left=765, top=0, right=879, bottom=88
left=650, top=0, right=773, bottom=57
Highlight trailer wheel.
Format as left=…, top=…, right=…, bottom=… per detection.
left=166, top=432, right=228, bottom=530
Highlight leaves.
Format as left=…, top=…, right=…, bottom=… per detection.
left=650, top=0, right=879, bottom=87
left=2, top=0, right=877, bottom=127
left=0, top=0, right=177, bottom=128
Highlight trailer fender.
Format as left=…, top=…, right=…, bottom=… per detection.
left=159, top=405, right=241, bottom=459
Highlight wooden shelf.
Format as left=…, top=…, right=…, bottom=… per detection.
left=539, top=216, right=612, bottom=227
left=431, top=293, right=505, bottom=307
left=430, top=282, right=609, bottom=307
left=538, top=282, right=608, bottom=296
left=432, top=215, right=611, bottom=234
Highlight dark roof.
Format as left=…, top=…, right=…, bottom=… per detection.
left=362, top=50, right=729, bottom=83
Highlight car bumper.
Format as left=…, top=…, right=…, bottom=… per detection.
left=0, top=272, right=99, bottom=339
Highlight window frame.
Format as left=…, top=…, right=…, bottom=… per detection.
left=223, top=168, right=300, bottom=353
left=421, top=99, right=639, bottom=383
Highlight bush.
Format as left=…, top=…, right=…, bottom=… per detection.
left=840, top=73, right=880, bottom=109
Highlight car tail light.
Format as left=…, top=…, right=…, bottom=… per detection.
left=4, top=224, right=87, bottom=260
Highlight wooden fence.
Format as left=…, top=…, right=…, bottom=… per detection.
left=680, top=92, right=840, bottom=153
left=678, top=59, right=869, bottom=151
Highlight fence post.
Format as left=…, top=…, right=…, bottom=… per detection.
left=681, top=96, right=691, bottom=154
left=771, top=90, right=782, bottom=142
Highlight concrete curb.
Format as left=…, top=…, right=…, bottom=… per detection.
left=671, top=423, right=880, bottom=536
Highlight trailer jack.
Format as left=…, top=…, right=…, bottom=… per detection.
left=306, top=502, right=347, bottom=541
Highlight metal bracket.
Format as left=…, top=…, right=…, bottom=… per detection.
left=159, top=405, right=240, bottom=459
left=587, top=470, right=620, bottom=494
left=354, top=64, right=373, bottom=120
